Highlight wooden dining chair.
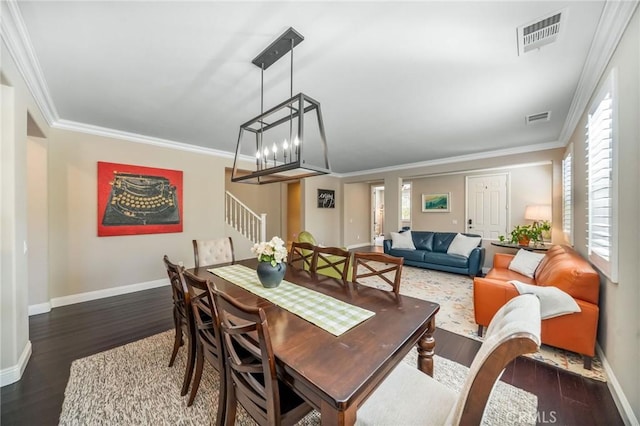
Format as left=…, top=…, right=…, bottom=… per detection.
left=193, top=237, right=234, bottom=268
left=210, top=287, right=313, bottom=426
left=182, top=270, right=226, bottom=423
left=287, top=241, right=315, bottom=271
left=356, top=294, right=542, bottom=426
left=162, top=255, right=196, bottom=397
left=351, top=252, right=404, bottom=295
left=311, top=246, right=351, bottom=282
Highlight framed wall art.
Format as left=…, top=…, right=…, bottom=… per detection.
left=421, top=192, right=450, bottom=212
left=317, top=189, right=335, bottom=208
left=97, top=162, right=183, bottom=236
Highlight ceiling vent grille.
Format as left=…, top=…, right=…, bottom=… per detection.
left=517, top=10, right=564, bottom=55
left=526, top=111, right=551, bottom=124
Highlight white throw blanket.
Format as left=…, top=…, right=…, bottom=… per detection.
left=510, top=280, right=581, bottom=319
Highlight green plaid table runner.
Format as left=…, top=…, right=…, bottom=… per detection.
left=208, top=264, right=375, bottom=336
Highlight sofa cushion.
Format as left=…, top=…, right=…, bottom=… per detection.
left=389, top=248, right=426, bottom=263
left=447, top=233, right=482, bottom=258
left=391, top=231, right=416, bottom=250
left=411, top=231, right=434, bottom=251
left=508, top=249, right=545, bottom=278
left=423, top=251, right=469, bottom=269
left=432, top=233, right=456, bottom=253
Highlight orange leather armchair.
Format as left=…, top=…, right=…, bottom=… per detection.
left=473, top=245, right=600, bottom=369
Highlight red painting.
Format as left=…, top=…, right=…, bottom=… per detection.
left=97, top=162, right=183, bottom=236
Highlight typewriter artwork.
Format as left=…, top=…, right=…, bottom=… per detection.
left=102, top=172, right=180, bottom=226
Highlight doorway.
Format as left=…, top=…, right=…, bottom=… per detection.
left=287, top=181, right=301, bottom=246
left=466, top=173, right=508, bottom=239
left=371, top=185, right=384, bottom=245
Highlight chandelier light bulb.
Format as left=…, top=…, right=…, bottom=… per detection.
left=272, top=142, right=277, bottom=153
left=264, top=147, right=269, bottom=156
left=283, top=139, right=289, bottom=150
left=294, top=136, right=300, bottom=146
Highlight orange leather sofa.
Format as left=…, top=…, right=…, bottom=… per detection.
left=473, top=245, right=600, bottom=369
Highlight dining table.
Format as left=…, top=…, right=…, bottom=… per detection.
left=188, top=258, right=440, bottom=426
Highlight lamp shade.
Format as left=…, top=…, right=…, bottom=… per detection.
left=524, top=204, right=551, bottom=221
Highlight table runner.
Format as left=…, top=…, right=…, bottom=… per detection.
left=208, top=264, right=375, bottom=336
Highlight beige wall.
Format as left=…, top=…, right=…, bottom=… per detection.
left=343, top=182, right=370, bottom=247
left=566, top=8, right=640, bottom=420
left=27, top=137, right=49, bottom=306
left=47, top=128, right=242, bottom=298
left=301, top=174, right=342, bottom=246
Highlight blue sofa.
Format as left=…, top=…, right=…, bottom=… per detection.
left=383, top=231, right=485, bottom=276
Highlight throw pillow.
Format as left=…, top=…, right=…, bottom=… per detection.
left=508, top=249, right=545, bottom=278
left=390, top=231, right=416, bottom=250
left=446, top=233, right=481, bottom=258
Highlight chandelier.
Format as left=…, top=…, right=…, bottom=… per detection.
left=231, top=27, right=331, bottom=184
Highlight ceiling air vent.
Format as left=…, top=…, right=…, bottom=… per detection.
left=517, top=10, right=564, bottom=55
left=526, top=111, right=551, bottom=125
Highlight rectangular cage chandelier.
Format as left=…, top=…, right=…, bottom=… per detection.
left=231, top=27, right=331, bottom=184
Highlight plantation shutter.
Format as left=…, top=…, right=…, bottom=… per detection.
left=562, top=149, right=572, bottom=243
left=586, top=80, right=616, bottom=281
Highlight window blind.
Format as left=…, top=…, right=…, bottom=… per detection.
left=562, top=149, right=572, bottom=243
left=586, top=73, right=617, bottom=282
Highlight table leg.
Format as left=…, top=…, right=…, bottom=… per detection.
left=320, top=400, right=356, bottom=426
left=417, top=316, right=436, bottom=376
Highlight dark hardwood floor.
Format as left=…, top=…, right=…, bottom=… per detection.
left=1, top=285, right=622, bottom=425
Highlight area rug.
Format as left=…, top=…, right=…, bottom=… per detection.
left=361, top=264, right=606, bottom=381
left=59, top=330, right=537, bottom=425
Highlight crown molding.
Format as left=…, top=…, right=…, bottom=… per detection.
left=54, top=119, right=238, bottom=159
left=0, top=0, right=58, bottom=125
left=558, top=0, right=639, bottom=144
left=335, top=140, right=564, bottom=178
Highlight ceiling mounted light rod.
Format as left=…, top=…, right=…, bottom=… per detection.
left=232, top=27, right=331, bottom=184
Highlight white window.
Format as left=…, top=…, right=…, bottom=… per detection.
left=562, top=145, right=573, bottom=244
left=586, top=70, right=617, bottom=282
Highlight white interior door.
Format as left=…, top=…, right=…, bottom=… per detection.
left=466, top=174, right=508, bottom=239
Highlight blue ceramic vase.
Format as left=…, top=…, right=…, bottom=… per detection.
left=256, top=261, right=286, bottom=288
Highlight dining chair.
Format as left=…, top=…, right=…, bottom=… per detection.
left=182, top=270, right=226, bottom=423
left=351, top=252, right=404, bottom=295
left=356, top=294, right=542, bottom=426
left=210, top=286, right=313, bottom=426
left=311, top=246, right=351, bottom=282
left=287, top=241, right=315, bottom=271
left=192, top=237, right=234, bottom=268
left=162, top=255, right=196, bottom=397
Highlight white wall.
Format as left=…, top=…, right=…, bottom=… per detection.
left=1, top=37, right=49, bottom=385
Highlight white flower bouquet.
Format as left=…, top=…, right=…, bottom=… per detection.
left=251, top=236, right=288, bottom=267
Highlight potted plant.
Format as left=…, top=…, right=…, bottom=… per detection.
left=506, top=221, right=551, bottom=246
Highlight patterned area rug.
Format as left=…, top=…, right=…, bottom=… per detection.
left=59, top=330, right=537, bottom=425
left=364, top=265, right=606, bottom=381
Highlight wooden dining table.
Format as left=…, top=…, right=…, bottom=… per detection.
left=188, top=258, right=439, bottom=426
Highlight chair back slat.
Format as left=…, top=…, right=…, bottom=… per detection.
left=312, top=246, right=351, bottom=282
left=288, top=241, right=315, bottom=270
left=352, top=252, right=404, bottom=294
left=211, top=287, right=280, bottom=425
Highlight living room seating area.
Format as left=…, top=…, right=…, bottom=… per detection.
left=473, top=245, right=600, bottom=369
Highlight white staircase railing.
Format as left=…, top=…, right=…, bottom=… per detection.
left=225, top=191, right=266, bottom=244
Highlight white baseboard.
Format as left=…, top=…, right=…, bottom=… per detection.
left=28, top=302, right=52, bottom=316
left=50, top=278, right=169, bottom=309
left=0, top=340, right=32, bottom=387
left=596, top=344, right=638, bottom=426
